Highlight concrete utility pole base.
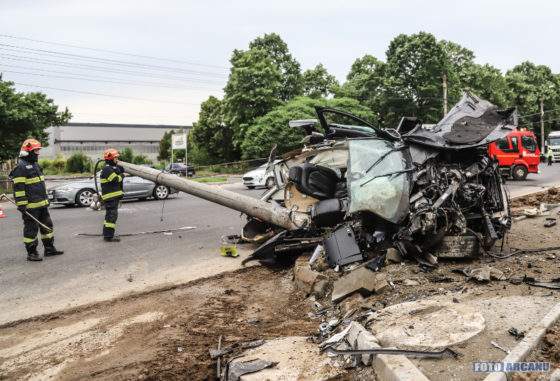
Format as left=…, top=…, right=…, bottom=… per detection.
left=119, top=161, right=309, bottom=230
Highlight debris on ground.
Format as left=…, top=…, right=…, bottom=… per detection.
left=331, top=267, right=388, bottom=303
left=455, top=265, right=507, bottom=282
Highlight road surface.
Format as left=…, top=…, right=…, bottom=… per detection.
left=0, top=182, right=261, bottom=325
left=506, top=163, right=560, bottom=197
left=1, top=164, right=559, bottom=324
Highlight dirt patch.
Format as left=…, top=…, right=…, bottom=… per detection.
left=511, top=187, right=560, bottom=208
left=0, top=267, right=319, bottom=380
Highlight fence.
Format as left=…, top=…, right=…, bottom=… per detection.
left=193, top=157, right=269, bottom=175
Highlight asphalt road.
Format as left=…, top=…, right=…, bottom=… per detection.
left=0, top=182, right=262, bottom=324
left=1, top=164, right=559, bottom=324
left=506, top=163, right=560, bottom=197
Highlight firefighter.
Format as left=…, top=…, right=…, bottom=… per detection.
left=10, top=139, right=64, bottom=261
left=100, top=149, right=124, bottom=242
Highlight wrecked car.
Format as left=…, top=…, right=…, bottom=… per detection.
left=243, top=93, right=513, bottom=267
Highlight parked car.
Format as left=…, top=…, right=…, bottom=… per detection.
left=242, top=161, right=278, bottom=189
left=48, top=174, right=177, bottom=207
left=165, top=163, right=195, bottom=177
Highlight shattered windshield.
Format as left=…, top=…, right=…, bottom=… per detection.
left=347, top=139, right=411, bottom=224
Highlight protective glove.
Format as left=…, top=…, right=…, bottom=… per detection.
left=17, top=205, right=27, bottom=214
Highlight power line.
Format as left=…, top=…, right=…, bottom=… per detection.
left=12, top=82, right=201, bottom=106
left=0, top=43, right=227, bottom=78
left=518, top=107, right=560, bottom=119
left=0, top=53, right=226, bottom=85
left=0, top=33, right=229, bottom=70
left=0, top=67, right=224, bottom=92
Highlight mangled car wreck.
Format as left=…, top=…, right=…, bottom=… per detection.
left=120, top=93, right=514, bottom=270
left=241, top=93, right=513, bottom=268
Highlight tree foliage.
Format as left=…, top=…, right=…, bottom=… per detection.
left=248, top=33, right=303, bottom=101
left=0, top=80, right=70, bottom=162
left=240, top=97, right=375, bottom=159
left=190, top=96, right=236, bottom=165
left=302, top=64, right=339, bottom=98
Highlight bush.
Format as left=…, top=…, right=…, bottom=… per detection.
left=65, top=152, right=92, bottom=173
left=119, top=148, right=134, bottom=163
left=52, top=155, right=66, bottom=174
left=39, top=158, right=53, bottom=171
left=132, top=154, right=152, bottom=165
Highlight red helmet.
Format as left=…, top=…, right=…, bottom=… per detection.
left=21, top=139, right=42, bottom=152
left=103, top=148, right=120, bottom=161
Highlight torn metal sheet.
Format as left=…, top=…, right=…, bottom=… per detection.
left=225, top=359, right=277, bottom=381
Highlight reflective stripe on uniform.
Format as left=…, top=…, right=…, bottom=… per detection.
left=100, top=178, right=109, bottom=184
left=101, top=190, right=123, bottom=200
left=26, top=177, right=40, bottom=185
left=107, top=172, right=118, bottom=182
left=41, top=232, right=54, bottom=239
left=15, top=191, right=26, bottom=197
left=104, top=221, right=116, bottom=229
left=27, top=200, right=49, bottom=209
left=13, top=177, right=26, bottom=184
left=23, top=236, right=37, bottom=243
left=16, top=200, right=28, bottom=206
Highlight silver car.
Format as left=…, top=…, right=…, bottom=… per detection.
left=48, top=175, right=176, bottom=207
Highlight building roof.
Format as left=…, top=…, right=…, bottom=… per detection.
left=65, top=122, right=191, bottom=129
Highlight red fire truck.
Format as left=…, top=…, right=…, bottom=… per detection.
left=488, top=129, right=540, bottom=180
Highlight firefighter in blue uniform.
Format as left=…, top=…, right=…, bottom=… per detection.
left=100, top=148, right=124, bottom=242
left=10, top=139, right=64, bottom=261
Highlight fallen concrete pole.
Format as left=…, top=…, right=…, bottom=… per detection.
left=119, top=161, right=309, bottom=230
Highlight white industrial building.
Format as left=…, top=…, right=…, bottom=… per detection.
left=42, top=122, right=191, bottom=162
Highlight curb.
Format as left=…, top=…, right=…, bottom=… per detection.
left=374, top=354, right=430, bottom=381
left=483, top=301, right=560, bottom=381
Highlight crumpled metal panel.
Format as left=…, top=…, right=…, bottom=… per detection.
left=403, top=93, right=515, bottom=150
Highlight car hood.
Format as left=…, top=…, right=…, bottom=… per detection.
left=52, top=179, right=96, bottom=190
left=403, top=92, right=516, bottom=150
left=244, top=168, right=265, bottom=178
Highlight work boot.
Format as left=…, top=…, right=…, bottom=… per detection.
left=27, top=251, right=43, bottom=262
left=44, top=247, right=64, bottom=257
left=103, top=236, right=121, bottom=242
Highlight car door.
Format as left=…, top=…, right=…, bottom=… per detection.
left=122, top=176, right=150, bottom=198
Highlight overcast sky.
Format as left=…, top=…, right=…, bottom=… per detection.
left=0, top=0, right=557, bottom=125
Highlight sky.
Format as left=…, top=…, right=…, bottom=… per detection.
left=0, top=0, right=557, bottom=125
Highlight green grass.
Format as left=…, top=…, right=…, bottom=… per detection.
left=192, top=176, right=227, bottom=183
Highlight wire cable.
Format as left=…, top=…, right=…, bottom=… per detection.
left=12, top=82, right=201, bottom=106
left=0, top=33, right=228, bottom=70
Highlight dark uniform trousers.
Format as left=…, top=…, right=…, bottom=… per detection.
left=103, top=199, right=119, bottom=238
left=100, top=162, right=124, bottom=239
left=22, top=207, right=55, bottom=253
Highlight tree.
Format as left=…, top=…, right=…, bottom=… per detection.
left=461, top=63, right=509, bottom=107
left=223, top=48, right=284, bottom=149
left=190, top=96, right=236, bottom=165
left=302, top=64, right=339, bottom=98
left=505, top=62, right=560, bottom=144
left=248, top=33, right=303, bottom=101
left=0, top=80, right=70, bottom=162
left=338, top=54, right=388, bottom=118
left=384, top=32, right=448, bottom=125
left=158, top=130, right=173, bottom=162
left=241, top=96, right=376, bottom=159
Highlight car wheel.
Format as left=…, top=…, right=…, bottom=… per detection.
left=512, top=165, right=528, bottom=180
left=265, top=177, right=275, bottom=189
left=76, top=189, right=95, bottom=207
left=153, top=185, right=170, bottom=200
